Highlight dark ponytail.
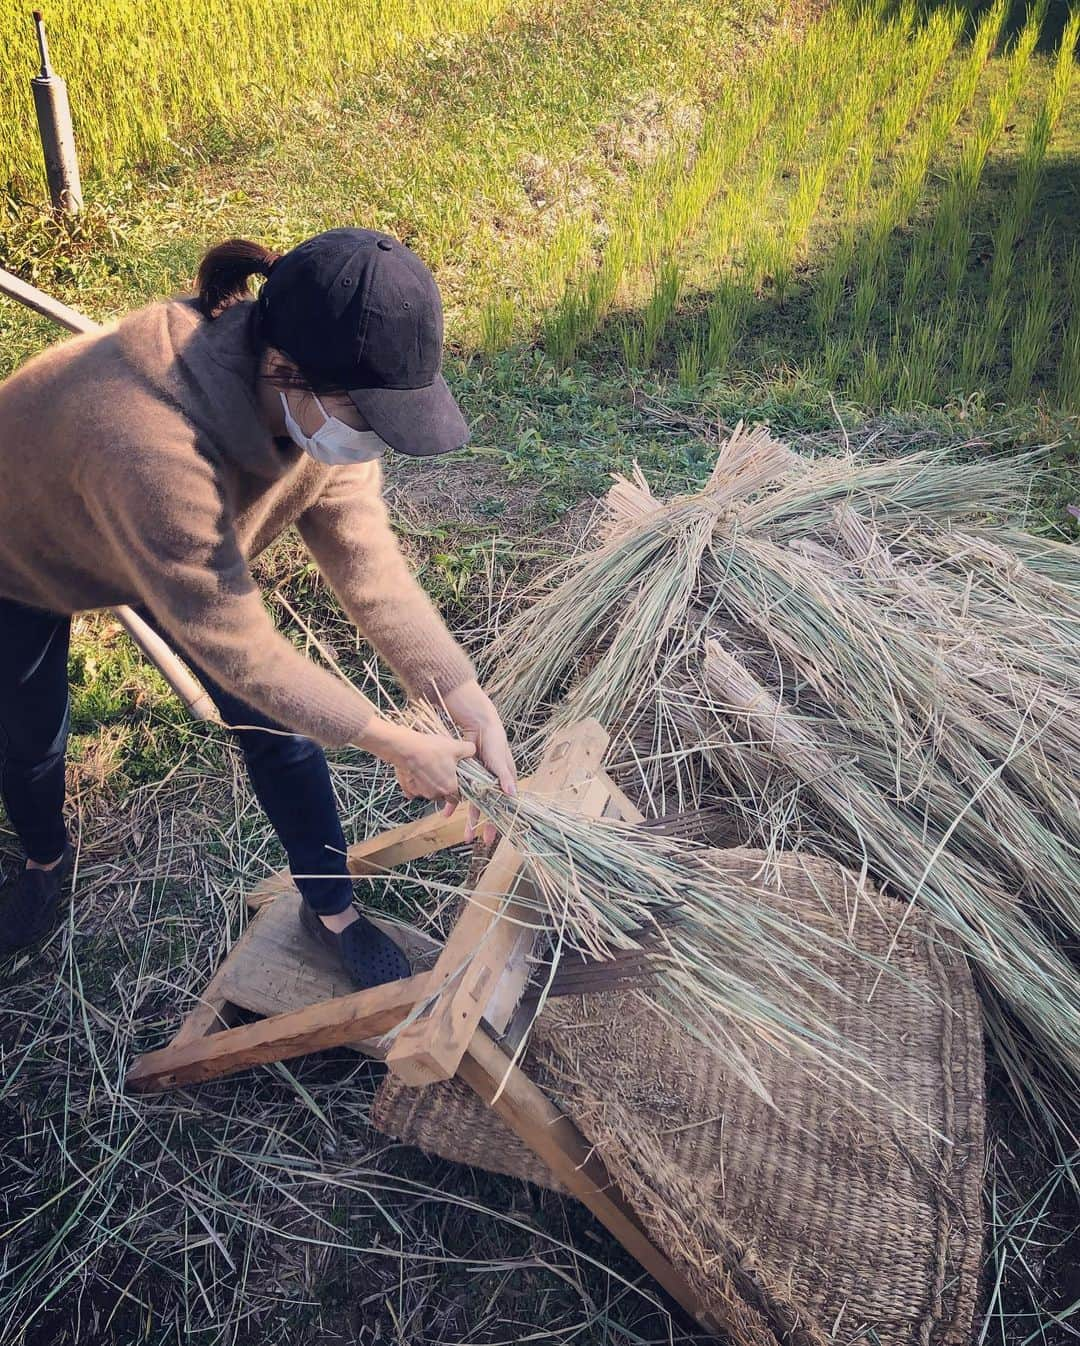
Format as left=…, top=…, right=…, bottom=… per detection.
left=194, top=238, right=281, bottom=319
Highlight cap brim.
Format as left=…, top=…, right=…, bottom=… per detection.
left=347, top=374, right=469, bottom=457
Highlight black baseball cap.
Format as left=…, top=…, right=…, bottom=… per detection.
left=257, top=227, right=469, bottom=457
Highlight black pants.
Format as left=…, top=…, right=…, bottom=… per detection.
left=0, top=597, right=354, bottom=915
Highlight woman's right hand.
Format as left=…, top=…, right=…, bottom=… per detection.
left=358, top=717, right=476, bottom=804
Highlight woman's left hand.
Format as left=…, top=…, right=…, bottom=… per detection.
left=438, top=679, right=517, bottom=846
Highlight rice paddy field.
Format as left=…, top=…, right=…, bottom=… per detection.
left=1, top=0, right=1079, bottom=1342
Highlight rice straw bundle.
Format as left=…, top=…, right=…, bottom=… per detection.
left=482, top=424, right=1080, bottom=1129
left=405, top=706, right=907, bottom=1107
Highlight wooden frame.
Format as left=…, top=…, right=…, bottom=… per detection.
left=125, top=719, right=719, bottom=1334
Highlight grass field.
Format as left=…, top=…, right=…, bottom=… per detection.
left=1, top=0, right=1079, bottom=1341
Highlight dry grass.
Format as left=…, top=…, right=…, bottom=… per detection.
left=2, top=422, right=1078, bottom=1339
left=1, top=721, right=714, bottom=1344
left=484, top=422, right=1080, bottom=1143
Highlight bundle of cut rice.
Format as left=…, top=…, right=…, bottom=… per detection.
left=481, top=424, right=1080, bottom=1130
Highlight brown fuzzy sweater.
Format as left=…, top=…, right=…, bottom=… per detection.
left=0, top=296, right=476, bottom=747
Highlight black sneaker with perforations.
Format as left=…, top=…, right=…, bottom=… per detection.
left=298, top=897, right=412, bottom=990
left=0, top=843, right=75, bottom=955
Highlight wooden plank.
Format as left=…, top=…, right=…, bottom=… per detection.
left=167, top=896, right=290, bottom=1046
left=126, top=970, right=435, bottom=1093
left=385, top=833, right=529, bottom=1084
left=169, top=997, right=240, bottom=1048
left=217, top=891, right=441, bottom=1018
left=597, top=773, right=646, bottom=824
left=247, top=810, right=471, bottom=911
left=247, top=769, right=545, bottom=911
left=459, top=1029, right=721, bottom=1335
left=480, top=772, right=615, bottom=1036
left=386, top=719, right=609, bottom=1086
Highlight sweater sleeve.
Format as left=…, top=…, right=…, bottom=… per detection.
left=296, top=459, right=476, bottom=704
left=82, top=443, right=379, bottom=749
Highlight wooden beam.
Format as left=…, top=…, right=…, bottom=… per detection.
left=597, top=773, right=645, bottom=824
left=480, top=772, right=616, bottom=1036
left=0, top=263, right=95, bottom=334
left=247, top=769, right=549, bottom=911
left=385, top=720, right=609, bottom=1086
left=126, top=971, right=435, bottom=1092
left=212, top=893, right=441, bottom=1057
left=459, top=1029, right=721, bottom=1335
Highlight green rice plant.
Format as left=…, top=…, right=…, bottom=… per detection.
left=892, top=312, right=950, bottom=405
left=957, top=11, right=1079, bottom=393
left=1057, top=247, right=1080, bottom=412
left=517, top=215, right=595, bottom=331
left=884, top=0, right=1042, bottom=394
left=899, top=232, right=936, bottom=321
left=0, top=0, right=515, bottom=192
left=771, top=254, right=794, bottom=310
left=812, top=244, right=849, bottom=337
left=888, top=120, right=938, bottom=219
left=823, top=0, right=1005, bottom=362
left=478, top=295, right=516, bottom=353
left=1009, top=2, right=1079, bottom=230
left=1007, top=233, right=1055, bottom=403
left=953, top=0, right=1046, bottom=197
left=542, top=127, right=721, bottom=360
left=745, top=231, right=797, bottom=302
left=822, top=333, right=850, bottom=385
left=842, top=138, right=878, bottom=215
left=619, top=318, right=645, bottom=371
left=942, top=213, right=971, bottom=300
left=542, top=234, right=627, bottom=367
left=957, top=292, right=1002, bottom=390
left=849, top=338, right=887, bottom=407
left=850, top=267, right=881, bottom=343
left=676, top=333, right=704, bottom=389
left=703, top=279, right=746, bottom=373
left=642, top=1, right=914, bottom=365
left=912, top=0, right=1007, bottom=180
left=640, top=256, right=681, bottom=364
left=879, top=7, right=961, bottom=145
left=803, top=10, right=965, bottom=353
left=705, top=185, right=746, bottom=267
left=785, top=161, right=830, bottom=259
left=537, top=0, right=832, bottom=366
left=932, top=0, right=1010, bottom=132
left=646, top=95, right=768, bottom=268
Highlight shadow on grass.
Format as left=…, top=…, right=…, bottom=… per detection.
left=894, top=0, right=1074, bottom=54
left=604, top=149, right=1080, bottom=417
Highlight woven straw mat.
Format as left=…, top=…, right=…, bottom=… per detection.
left=372, top=847, right=985, bottom=1346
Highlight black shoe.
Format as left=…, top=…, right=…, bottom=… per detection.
left=0, top=843, right=75, bottom=955
left=299, top=898, right=412, bottom=990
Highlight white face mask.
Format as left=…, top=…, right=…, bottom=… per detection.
left=279, top=391, right=388, bottom=466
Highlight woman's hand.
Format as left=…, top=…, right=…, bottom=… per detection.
left=440, top=679, right=517, bottom=846
left=357, top=718, right=476, bottom=803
